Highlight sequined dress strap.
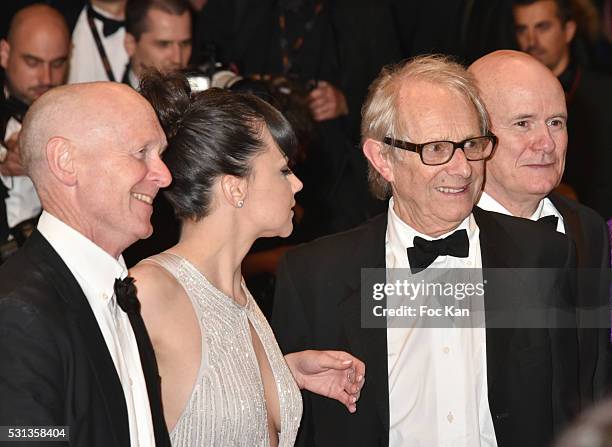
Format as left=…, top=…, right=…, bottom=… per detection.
left=140, top=252, right=183, bottom=277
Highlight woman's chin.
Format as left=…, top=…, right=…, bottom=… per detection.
left=278, top=222, right=294, bottom=239
left=258, top=221, right=294, bottom=239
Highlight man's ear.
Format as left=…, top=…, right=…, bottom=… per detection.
left=363, top=138, right=395, bottom=183
left=220, top=174, right=247, bottom=208
left=124, top=32, right=136, bottom=58
left=563, top=19, right=577, bottom=44
left=0, top=39, right=10, bottom=70
left=45, top=137, right=77, bottom=186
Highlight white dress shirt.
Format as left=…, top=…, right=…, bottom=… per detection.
left=385, top=197, right=497, bottom=447
left=37, top=211, right=155, bottom=447
left=1, top=117, right=41, bottom=228
left=68, top=5, right=129, bottom=83
left=477, top=191, right=565, bottom=234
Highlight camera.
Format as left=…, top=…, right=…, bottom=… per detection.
left=185, top=44, right=243, bottom=92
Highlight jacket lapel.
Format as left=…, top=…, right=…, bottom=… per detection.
left=473, top=208, right=519, bottom=392
left=339, top=214, right=390, bottom=435
left=24, top=231, right=130, bottom=447
left=549, top=193, right=586, bottom=265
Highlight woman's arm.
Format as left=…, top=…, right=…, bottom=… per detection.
left=284, top=350, right=365, bottom=413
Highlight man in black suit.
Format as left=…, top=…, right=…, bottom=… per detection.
left=272, top=55, right=580, bottom=446
left=512, top=0, right=612, bottom=219
left=471, top=49, right=611, bottom=408
left=0, top=82, right=173, bottom=446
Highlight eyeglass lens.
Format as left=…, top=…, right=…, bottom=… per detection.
left=421, top=137, right=493, bottom=164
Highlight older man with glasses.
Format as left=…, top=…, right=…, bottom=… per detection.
left=271, top=55, right=580, bottom=447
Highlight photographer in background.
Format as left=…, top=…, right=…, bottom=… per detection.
left=123, top=0, right=193, bottom=88
left=0, top=4, right=70, bottom=261
left=197, top=0, right=402, bottom=235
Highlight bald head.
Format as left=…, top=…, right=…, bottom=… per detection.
left=0, top=4, right=70, bottom=104
left=469, top=50, right=568, bottom=216
left=21, top=82, right=160, bottom=183
left=21, top=81, right=171, bottom=257
left=6, top=4, right=68, bottom=43
left=469, top=50, right=562, bottom=105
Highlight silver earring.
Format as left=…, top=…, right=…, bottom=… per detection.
left=236, top=200, right=244, bottom=208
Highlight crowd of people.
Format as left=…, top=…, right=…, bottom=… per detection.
left=1, top=0, right=612, bottom=446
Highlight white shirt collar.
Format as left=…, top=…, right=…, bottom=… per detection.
left=128, top=68, right=140, bottom=89
left=37, top=211, right=127, bottom=309
left=477, top=191, right=565, bottom=233
left=476, top=191, right=513, bottom=216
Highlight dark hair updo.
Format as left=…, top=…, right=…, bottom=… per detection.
left=140, top=70, right=298, bottom=220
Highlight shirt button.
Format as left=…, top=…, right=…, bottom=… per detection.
left=443, top=346, right=450, bottom=354
left=447, top=412, right=454, bottom=423
left=129, top=378, right=133, bottom=386
left=102, top=293, right=109, bottom=300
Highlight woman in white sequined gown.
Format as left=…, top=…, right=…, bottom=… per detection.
left=130, top=72, right=365, bottom=446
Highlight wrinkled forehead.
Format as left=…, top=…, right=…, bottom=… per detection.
left=396, top=81, right=481, bottom=140
left=63, top=86, right=165, bottom=146
left=489, top=74, right=565, bottom=121
left=98, top=104, right=164, bottom=145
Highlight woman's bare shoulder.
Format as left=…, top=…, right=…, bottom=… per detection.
left=130, top=260, right=182, bottom=310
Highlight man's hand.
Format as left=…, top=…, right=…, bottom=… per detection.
left=0, top=132, right=26, bottom=177
left=285, top=350, right=365, bottom=413
left=308, top=81, right=349, bottom=122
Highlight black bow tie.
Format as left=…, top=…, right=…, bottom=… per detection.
left=113, top=276, right=140, bottom=314
left=2, top=95, right=29, bottom=123
left=407, top=229, right=470, bottom=273
left=87, top=4, right=125, bottom=37
left=537, top=215, right=559, bottom=230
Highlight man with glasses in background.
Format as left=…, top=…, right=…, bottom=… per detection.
left=272, top=55, right=580, bottom=446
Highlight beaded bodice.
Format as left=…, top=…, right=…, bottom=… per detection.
left=144, top=253, right=302, bottom=447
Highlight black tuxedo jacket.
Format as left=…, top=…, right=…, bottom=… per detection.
left=0, top=230, right=170, bottom=447
left=272, top=207, right=579, bottom=447
left=549, top=192, right=612, bottom=405
left=562, top=67, right=612, bottom=219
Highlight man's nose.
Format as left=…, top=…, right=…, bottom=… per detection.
left=525, top=28, right=538, bottom=50
left=149, top=156, right=172, bottom=187
left=39, top=63, right=52, bottom=85
left=445, top=147, right=472, bottom=178
left=170, top=44, right=181, bottom=65
left=532, top=124, right=556, bottom=154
